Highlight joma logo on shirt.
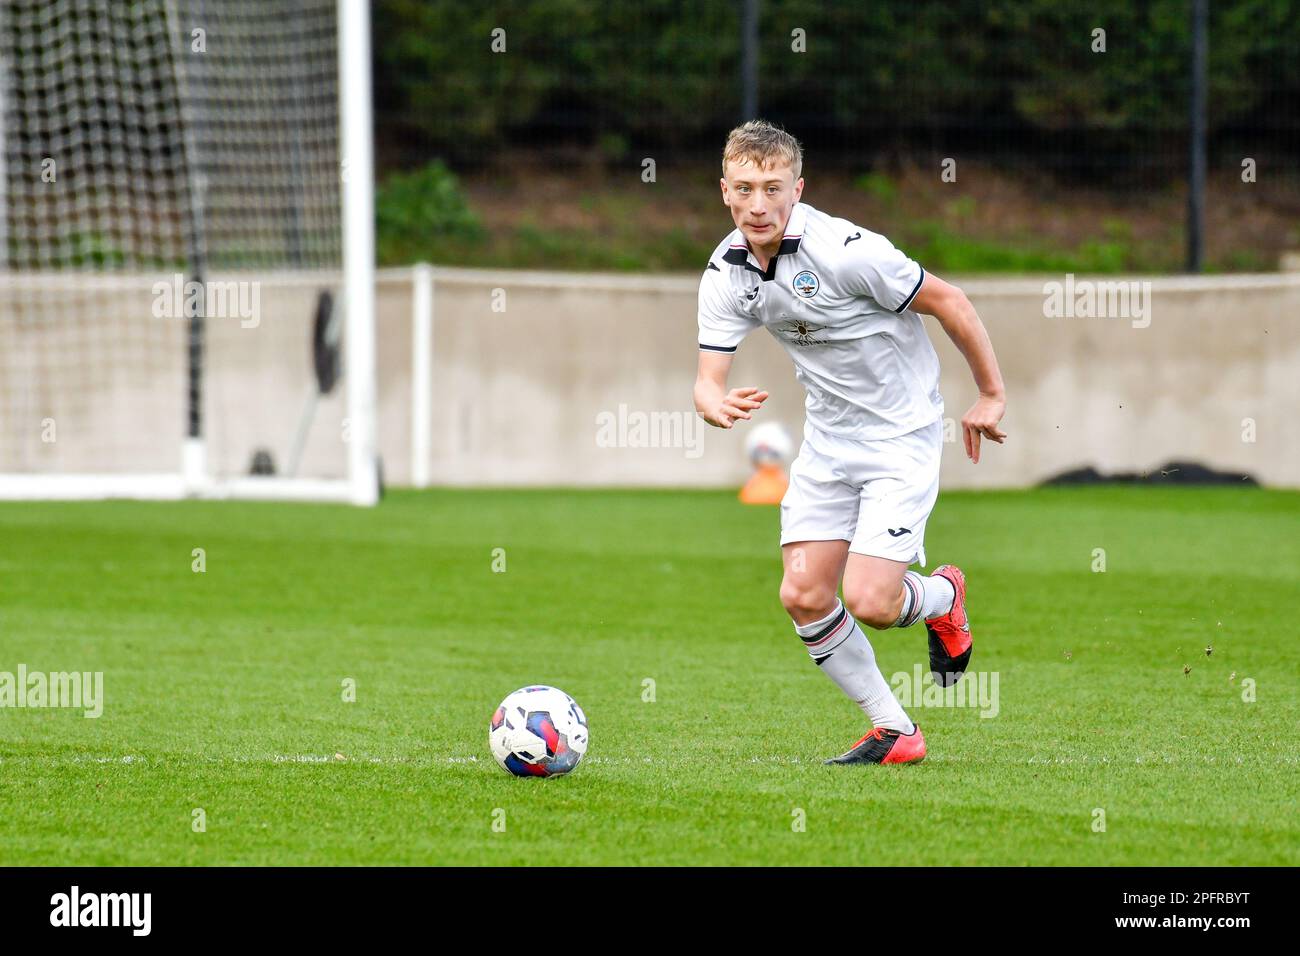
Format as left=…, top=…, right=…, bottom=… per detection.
left=780, top=319, right=828, bottom=346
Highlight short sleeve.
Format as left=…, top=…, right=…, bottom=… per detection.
left=698, top=263, right=759, bottom=353
left=843, top=232, right=926, bottom=313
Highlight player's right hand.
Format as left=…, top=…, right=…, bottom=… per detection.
left=706, top=387, right=768, bottom=428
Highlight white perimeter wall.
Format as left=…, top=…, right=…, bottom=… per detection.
left=3, top=268, right=1296, bottom=490
left=380, top=268, right=1300, bottom=490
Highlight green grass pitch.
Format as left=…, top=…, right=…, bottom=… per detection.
left=1, top=486, right=1296, bottom=866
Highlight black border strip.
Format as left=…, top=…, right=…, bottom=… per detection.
left=894, top=266, right=926, bottom=313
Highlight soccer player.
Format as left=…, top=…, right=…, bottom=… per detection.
left=694, top=121, right=1007, bottom=765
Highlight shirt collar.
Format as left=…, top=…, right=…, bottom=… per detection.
left=721, top=203, right=807, bottom=277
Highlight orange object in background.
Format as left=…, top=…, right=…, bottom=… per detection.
left=739, top=463, right=789, bottom=504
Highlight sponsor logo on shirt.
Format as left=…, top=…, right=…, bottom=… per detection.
left=780, top=319, right=829, bottom=347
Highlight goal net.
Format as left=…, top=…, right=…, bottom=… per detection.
left=0, top=0, right=377, bottom=503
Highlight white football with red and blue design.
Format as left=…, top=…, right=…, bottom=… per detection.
left=489, top=685, right=589, bottom=777
left=745, top=421, right=794, bottom=467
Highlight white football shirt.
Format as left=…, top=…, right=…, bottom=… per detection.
left=698, top=201, right=944, bottom=440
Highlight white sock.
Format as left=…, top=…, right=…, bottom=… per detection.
left=795, top=601, right=915, bottom=734
left=896, top=570, right=956, bottom=628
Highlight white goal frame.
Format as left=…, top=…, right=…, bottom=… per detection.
left=0, top=0, right=378, bottom=505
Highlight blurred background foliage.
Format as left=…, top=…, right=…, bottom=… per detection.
left=371, top=0, right=1300, bottom=273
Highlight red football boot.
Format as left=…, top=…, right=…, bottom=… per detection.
left=926, top=564, right=971, bottom=687
left=825, top=725, right=926, bottom=765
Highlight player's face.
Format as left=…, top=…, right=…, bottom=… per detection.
left=721, top=159, right=804, bottom=253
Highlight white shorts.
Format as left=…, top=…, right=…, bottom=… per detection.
left=779, top=418, right=943, bottom=566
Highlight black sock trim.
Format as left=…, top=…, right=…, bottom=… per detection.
left=899, top=574, right=923, bottom=628
left=801, top=605, right=848, bottom=645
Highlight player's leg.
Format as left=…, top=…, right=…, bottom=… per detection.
left=841, top=552, right=957, bottom=633
left=843, top=418, right=971, bottom=687
left=804, top=551, right=924, bottom=764
left=778, top=538, right=847, bottom=626
left=840, top=553, right=911, bottom=629
left=916, top=564, right=970, bottom=688
left=779, top=424, right=921, bottom=763
left=780, top=540, right=917, bottom=739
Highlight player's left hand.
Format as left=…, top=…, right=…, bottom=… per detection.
left=962, top=394, right=1006, bottom=464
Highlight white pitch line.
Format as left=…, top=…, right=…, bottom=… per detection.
left=3, top=751, right=1294, bottom=767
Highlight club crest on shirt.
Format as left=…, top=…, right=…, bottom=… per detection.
left=779, top=318, right=828, bottom=346
left=792, top=270, right=819, bottom=298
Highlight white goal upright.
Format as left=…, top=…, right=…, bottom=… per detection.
left=0, top=0, right=378, bottom=504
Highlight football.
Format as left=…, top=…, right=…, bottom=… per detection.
left=745, top=421, right=794, bottom=467
left=489, top=685, right=589, bottom=777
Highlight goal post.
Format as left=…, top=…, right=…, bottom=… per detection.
left=338, top=0, right=379, bottom=507
left=0, top=0, right=378, bottom=505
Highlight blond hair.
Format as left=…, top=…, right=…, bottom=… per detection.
left=722, top=120, right=803, bottom=180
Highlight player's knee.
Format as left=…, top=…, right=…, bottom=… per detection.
left=779, top=578, right=837, bottom=624
left=844, top=586, right=900, bottom=630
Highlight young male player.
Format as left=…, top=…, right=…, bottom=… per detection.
left=694, top=120, right=1007, bottom=765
